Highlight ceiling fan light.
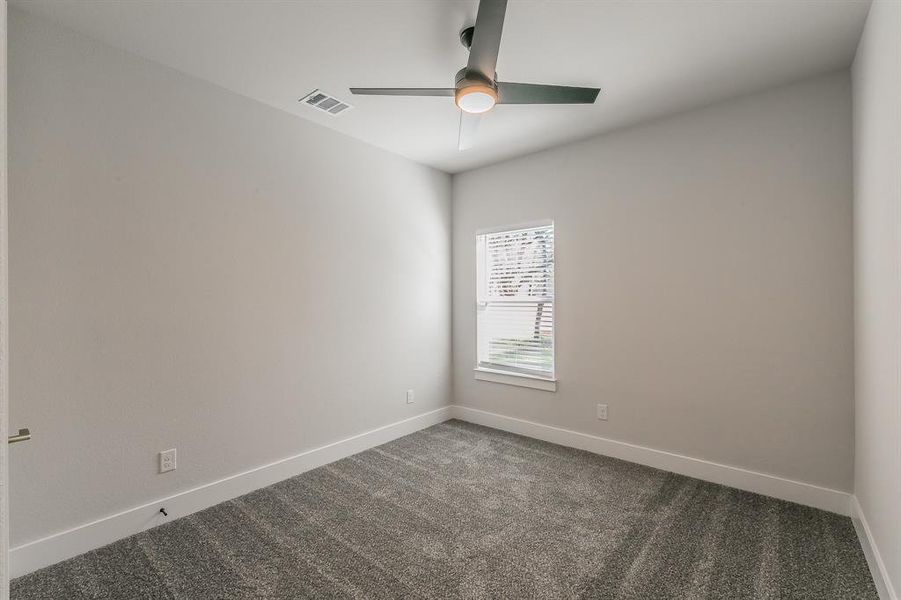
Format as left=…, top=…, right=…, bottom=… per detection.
left=455, top=84, right=498, bottom=114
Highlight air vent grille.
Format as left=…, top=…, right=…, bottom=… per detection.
left=299, top=89, right=353, bottom=116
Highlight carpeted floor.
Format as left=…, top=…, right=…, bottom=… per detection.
left=12, top=420, right=877, bottom=599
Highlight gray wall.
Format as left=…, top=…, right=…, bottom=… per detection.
left=8, top=10, right=451, bottom=548
left=1, top=2, right=10, bottom=592
left=453, top=72, right=854, bottom=492
left=852, top=0, right=901, bottom=593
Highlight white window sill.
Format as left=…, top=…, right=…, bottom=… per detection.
left=474, top=368, right=557, bottom=392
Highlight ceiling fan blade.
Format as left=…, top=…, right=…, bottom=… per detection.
left=349, top=88, right=455, bottom=97
left=458, top=111, right=482, bottom=151
left=497, top=82, right=600, bottom=104
left=467, top=0, right=507, bottom=78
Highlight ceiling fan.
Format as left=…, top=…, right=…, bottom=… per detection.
left=349, top=0, right=600, bottom=150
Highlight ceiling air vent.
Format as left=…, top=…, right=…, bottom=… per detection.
left=299, top=89, right=353, bottom=116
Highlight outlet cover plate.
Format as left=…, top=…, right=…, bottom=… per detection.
left=159, top=448, right=177, bottom=473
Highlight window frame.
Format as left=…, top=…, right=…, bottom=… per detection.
left=474, top=220, right=557, bottom=392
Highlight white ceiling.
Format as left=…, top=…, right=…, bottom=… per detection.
left=12, top=0, right=870, bottom=173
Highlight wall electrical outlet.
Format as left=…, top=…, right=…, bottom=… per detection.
left=159, top=448, right=177, bottom=473
left=596, top=404, right=608, bottom=421
left=406, top=389, right=415, bottom=404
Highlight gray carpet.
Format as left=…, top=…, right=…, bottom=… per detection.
left=12, top=420, right=877, bottom=599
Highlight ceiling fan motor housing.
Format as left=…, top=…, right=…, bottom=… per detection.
left=454, top=68, right=498, bottom=113
left=455, top=67, right=496, bottom=91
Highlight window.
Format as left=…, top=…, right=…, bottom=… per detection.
left=476, top=222, right=555, bottom=389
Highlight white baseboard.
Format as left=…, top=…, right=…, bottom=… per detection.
left=450, top=405, right=852, bottom=516
left=851, top=495, right=897, bottom=600
left=10, top=404, right=860, bottom=580
left=9, top=406, right=453, bottom=579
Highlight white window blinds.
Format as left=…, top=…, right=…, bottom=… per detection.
left=476, top=223, right=555, bottom=379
